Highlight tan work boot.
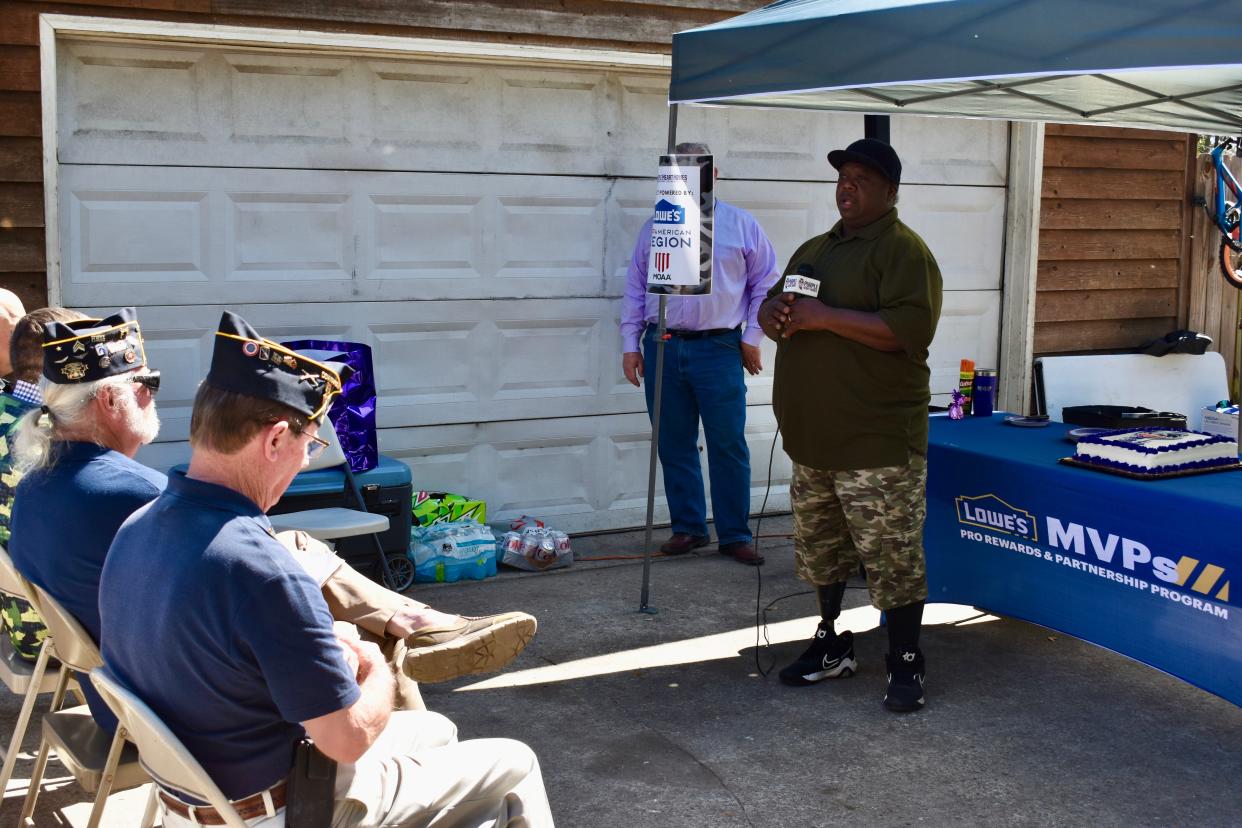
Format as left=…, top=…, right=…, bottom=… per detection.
left=402, top=612, right=537, bottom=683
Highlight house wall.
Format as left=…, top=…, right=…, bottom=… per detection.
left=1035, top=124, right=1194, bottom=355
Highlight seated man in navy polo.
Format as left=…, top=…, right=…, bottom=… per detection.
left=100, top=312, right=552, bottom=826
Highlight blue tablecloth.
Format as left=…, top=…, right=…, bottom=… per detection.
left=926, top=414, right=1242, bottom=706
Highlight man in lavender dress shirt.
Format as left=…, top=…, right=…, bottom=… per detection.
left=621, top=142, right=780, bottom=565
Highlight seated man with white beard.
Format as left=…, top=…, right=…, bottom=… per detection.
left=9, top=308, right=164, bottom=729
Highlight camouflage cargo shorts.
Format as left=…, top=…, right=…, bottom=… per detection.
left=790, top=454, right=928, bottom=611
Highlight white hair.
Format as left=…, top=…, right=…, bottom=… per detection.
left=13, top=375, right=131, bottom=473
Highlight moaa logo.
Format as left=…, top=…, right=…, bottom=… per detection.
left=654, top=252, right=670, bottom=273
left=955, top=494, right=1038, bottom=541
left=653, top=199, right=685, bottom=224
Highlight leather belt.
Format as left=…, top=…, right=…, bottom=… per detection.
left=656, top=326, right=740, bottom=340
left=159, top=780, right=287, bottom=825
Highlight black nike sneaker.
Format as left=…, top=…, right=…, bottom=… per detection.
left=883, top=647, right=926, bottom=713
left=779, top=626, right=857, bottom=687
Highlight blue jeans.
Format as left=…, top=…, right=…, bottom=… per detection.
left=642, top=327, right=752, bottom=545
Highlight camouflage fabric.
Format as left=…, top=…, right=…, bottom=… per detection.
left=0, top=592, right=46, bottom=661
left=0, top=393, right=36, bottom=546
left=0, top=393, right=48, bottom=661
left=790, top=454, right=928, bottom=610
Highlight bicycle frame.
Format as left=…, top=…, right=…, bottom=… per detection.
left=1209, top=139, right=1242, bottom=252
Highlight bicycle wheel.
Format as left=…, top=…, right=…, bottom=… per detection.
left=1220, top=237, right=1242, bottom=290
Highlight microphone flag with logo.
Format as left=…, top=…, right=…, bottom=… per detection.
left=647, top=153, right=713, bottom=296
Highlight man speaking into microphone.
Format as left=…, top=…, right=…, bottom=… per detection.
left=758, top=139, right=942, bottom=712
left=621, top=141, right=780, bottom=565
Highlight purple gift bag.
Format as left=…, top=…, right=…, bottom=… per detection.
left=281, top=339, right=378, bottom=473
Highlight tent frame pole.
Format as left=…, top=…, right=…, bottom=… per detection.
left=638, top=103, right=678, bottom=614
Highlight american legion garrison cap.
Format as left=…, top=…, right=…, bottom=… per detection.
left=42, top=307, right=146, bottom=385
left=205, top=311, right=351, bottom=421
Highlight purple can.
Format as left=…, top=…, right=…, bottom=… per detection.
left=971, top=370, right=997, bottom=417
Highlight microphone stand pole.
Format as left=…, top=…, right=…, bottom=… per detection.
left=639, top=103, right=678, bottom=614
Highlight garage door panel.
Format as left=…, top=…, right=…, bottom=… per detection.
left=61, top=42, right=210, bottom=146
left=495, top=195, right=605, bottom=282
left=223, top=52, right=353, bottom=146
left=378, top=409, right=791, bottom=533
left=929, top=290, right=1001, bottom=398
left=227, top=192, right=353, bottom=281
left=891, top=115, right=1008, bottom=186
left=70, top=189, right=210, bottom=283
left=884, top=185, right=1005, bottom=291
left=367, top=194, right=484, bottom=280
left=368, top=62, right=486, bottom=155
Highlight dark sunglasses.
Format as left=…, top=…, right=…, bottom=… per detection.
left=131, top=370, right=161, bottom=395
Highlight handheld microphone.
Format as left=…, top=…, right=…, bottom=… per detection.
left=783, top=263, right=820, bottom=298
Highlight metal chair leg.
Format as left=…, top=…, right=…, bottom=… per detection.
left=0, top=638, right=53, bottom=793
left=84, top=726, right=127, bottom=828
left=18, top=665, right=71, bottom=824
left=139, top=782, right=160, bottom=828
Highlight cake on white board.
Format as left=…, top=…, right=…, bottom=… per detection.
left=1074, top=429, right=1238, bottom=473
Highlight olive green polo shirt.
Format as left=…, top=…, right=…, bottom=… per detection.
left=770, top=208, right=942, bottom=471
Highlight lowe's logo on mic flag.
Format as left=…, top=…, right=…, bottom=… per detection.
left=653, top=199, right=685, bottom=224
left=647, top=154, right=712, bottom=294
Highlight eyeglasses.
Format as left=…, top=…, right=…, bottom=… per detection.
left=131, top=370, right=161, bottom=396
left=265, top=418, right=330, bottom=460
left=304, top=432, right=330, bottom=461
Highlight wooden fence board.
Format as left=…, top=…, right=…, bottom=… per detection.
left=1043, top=135, right=1186, bottom=171
left=1035, top=288, right=1177, bottom=323
left=1038, top=229, right=1181, bottom=261
left=1040, top=198, right=1180, bottom=231
left=1044, top=124, right=1181, bottom=141
left=1037, top=259, right=1179, bottom=291
left=1034, top=318, right=1176, bottom=353
left=1042, top=168, right=1185, bottom=200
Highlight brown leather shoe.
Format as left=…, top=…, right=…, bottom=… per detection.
left=660, top=533, right=711, bottom=555
left=402, top=612, right=537, bottom=683
left=719, top=541, right=764, bottom=566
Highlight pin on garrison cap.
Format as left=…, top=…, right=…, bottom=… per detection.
left=42, top=307, right=146, bottom=385
left=205, top=311, right=352, bottom=421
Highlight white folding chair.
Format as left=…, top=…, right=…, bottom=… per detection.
left=0, top=545, right=62, bottom=798
left=268, top=417, right=410, bottom=589
left=16, top=580, right=148, bottom=828
left=91, top=666, right=249, bottom=828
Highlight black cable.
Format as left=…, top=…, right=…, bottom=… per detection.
left=751, top=426, right=785, bottom=677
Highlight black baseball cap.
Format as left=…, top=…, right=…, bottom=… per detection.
left=828, top=138, right=902, bottom=185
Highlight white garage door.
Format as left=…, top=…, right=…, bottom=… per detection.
left=53, top=33, right=1007, bottom=532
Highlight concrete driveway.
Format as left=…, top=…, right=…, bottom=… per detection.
left=5, top=516, right=1241, bottom=826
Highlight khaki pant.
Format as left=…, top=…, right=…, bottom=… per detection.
left=160, top=712, right=552, bottom=828
left=790, top=455, right=928, bottom=610
left=321, top=562, right=424, bottom=710
left=333, top=712, right=553, bottom=828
